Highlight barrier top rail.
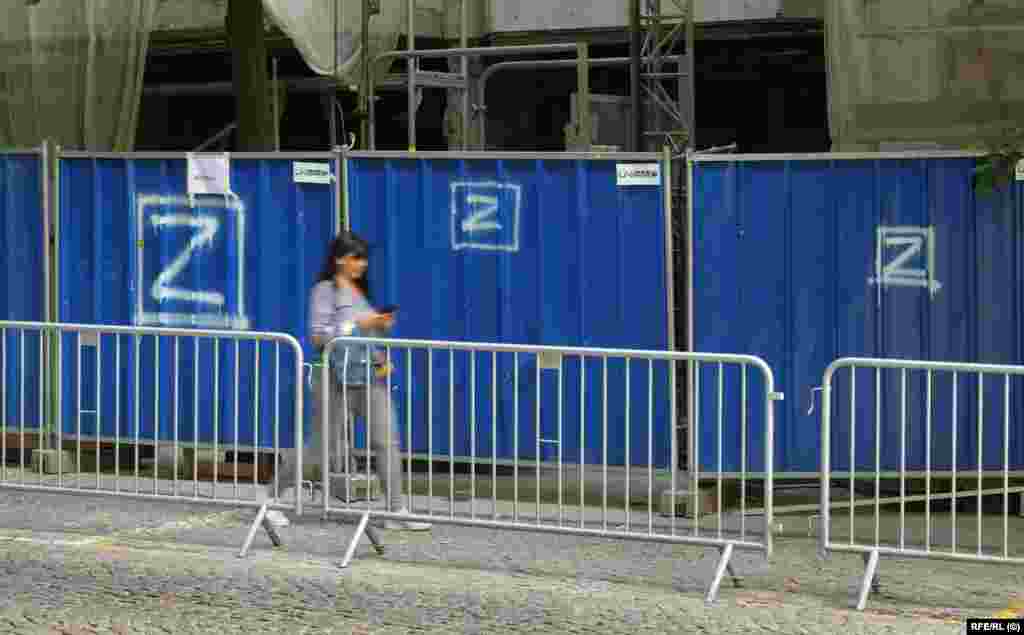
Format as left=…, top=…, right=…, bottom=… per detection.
left=0, top=320, right=302, bottom=347
left=0, top=147, right=43, bottom=155
left=327, top=335, right=774, bottom=371
left=824, top=357, right=1024, bottom=380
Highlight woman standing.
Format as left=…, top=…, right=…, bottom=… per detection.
left=264, top=231, right=430, bottom=531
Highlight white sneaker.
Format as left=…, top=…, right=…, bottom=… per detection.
left=264, top=509, right=290, bottom=528
left=380, top=507, right=431, bottom=531
left=261, top=486, right=295, bottom=528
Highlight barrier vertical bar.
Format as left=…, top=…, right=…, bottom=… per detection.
left=625, top=358, right=631, bottom=532
left=273, top=343, right=280, bottom=503
left=428, top=348, right=433, bottom=513
left=492, top=351, right=498, bottom=518
left=535, top=352, right=540, bottom=524
left=293, top=338, right=303, bottom=517
left=648, top=359, right=654, bottom=535
left=95, top=333, right=101, bottom=490
left=671, top=360, right=678, bottom=537
left=977, top=373, right=984, bottom=556
left=154, top=336, right=160, bottom=495
left=581, top=355, right=586, bottom=529
left=514, top=351, right=519, bottom=522
left=819, top=364, right=832, bottom=559
left=557, top=353, right=563, bottom=527
left=74, top=332, right=79, bottom=488
left=692, top=360, right=700, bottom=537
left=173, top=336, right=179, bottom=496
left=874, top=367, right=880, bottom=547
left=386, top=345, right=393, bottom=513
left=470, top=351, right=476, bottom=519
left=115, top=335, right=121, bottom=492
left=37, top=333, right=44, bottom=482
left=407, top=349, right=413, bottom=512
left=254, top=343, right=260, bottom=491
left=1003, top=374, right=1010, bottom=559
left=740, top=364, right=747, bottom=540
left=850, top=367, right=857, bottom=545
left=925, top=370, right=932, bottom=552
left=133, top=334, right=140, bottom=492
left=952, top=372, right=958, bottom=553
left=717, top=362, right=723, bottom=539
left=193, top=337, right=199, bottom=498
left=449, top=349, right=454, bottom=518
left=213, top=339, right=220, bottom=500
left=602, top=356, right=608, bottom=532
left=899, top=368, right=906, bottom=551
left=233, top=340, right=240, bottom=498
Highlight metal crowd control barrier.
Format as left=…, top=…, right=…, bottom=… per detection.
left=819, top=358, right=1024, bottom=611
left=321, top=336, right=780, bottom=604
left=0, top=321, right=304, bottom=553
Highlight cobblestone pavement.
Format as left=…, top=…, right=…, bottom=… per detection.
left=0, top=490, right=1020, bottom=633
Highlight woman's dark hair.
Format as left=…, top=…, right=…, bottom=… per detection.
left=317, top=231, right=370, bottom=296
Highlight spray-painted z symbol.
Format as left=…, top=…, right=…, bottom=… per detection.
left=869, top=226, right=942, bottom=295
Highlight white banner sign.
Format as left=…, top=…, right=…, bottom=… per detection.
left=293, top=161, right=333, bottom=185
left=616, top=163, right=661, bottom=186
left=186, top=153, right=231, bottom=197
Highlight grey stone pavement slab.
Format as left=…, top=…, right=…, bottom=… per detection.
left=0, top=486, right=1020, bottom=634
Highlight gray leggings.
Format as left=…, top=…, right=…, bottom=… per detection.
left=270, top=373, right=405, bottom=511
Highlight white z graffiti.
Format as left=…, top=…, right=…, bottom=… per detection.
left=868, top=226, right=942, bottom=296
left=450, top=181, right=521, bottom=252
left=135, top=194, right=249, bottom=330
left=150, top=214, right=225, bottom=306
left=460, top=193, right=502, bottom=233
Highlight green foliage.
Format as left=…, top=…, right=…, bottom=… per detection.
left=972, top=126, right=1024, bottom=197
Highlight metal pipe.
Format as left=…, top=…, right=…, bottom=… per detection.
left=368, top=43, right=581, bottom=150
left=630, top=0, right=642, bottom=152
left=460, top=0, right=469, bottom=150
left=686, top=4, right=696, bottom=150
left=407, top=0, right=415, bottom=151
left=576, top=43, right=590, bottom=151
left=477, top=56, right=685, bottom=150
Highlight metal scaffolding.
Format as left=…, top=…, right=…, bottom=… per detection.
left=632, top=0, right=695, bottom=154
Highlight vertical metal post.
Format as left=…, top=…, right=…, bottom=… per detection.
left=407, top=0, right=416, bottom=151
left=629, top=0, right=642, bottom=152
left=361, top=0, right=371, bottom=149
left=686, top=0, right=696, bottom=150
left=576, top=43, right=590, bottom=151
left=272, top=57, right=280, bottom=151
left=460, top=0, right=470, bottom=150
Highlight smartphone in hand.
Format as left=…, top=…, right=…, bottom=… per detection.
left=377, top=304, right=399, bottom=315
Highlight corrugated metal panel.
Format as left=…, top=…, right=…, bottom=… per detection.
left=57, top=156, right=338, bottom=448
left=347, top=156, right=671, bottom=467
left=693, top=157, right=1024, bottom=473
left=0, top=152, right=45, bottom=433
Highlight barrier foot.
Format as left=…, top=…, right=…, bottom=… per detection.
left=855, top=550, right=881, bottom=611
left=704, top=543, right=735, bottom=605
left=339, top=511, right=386, bottom=569
left=238, top=503, right=283, bottom=558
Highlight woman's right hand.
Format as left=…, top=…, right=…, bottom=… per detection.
left=356, top=312, right=394, bottom=331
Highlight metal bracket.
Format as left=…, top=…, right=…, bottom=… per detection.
left=855, top=550, right=881, bottom=611
left=769, top=391, right=785, bottom=401
left=339, top=511, right=386, bottom=568
left=237, top=502, right=283, bottom=558
left=704, top=543, right=743, bottom=605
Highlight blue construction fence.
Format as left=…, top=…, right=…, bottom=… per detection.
left=1, top=149, right=675, bottom=467
left=692, top=155, right=1024, bottom=474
